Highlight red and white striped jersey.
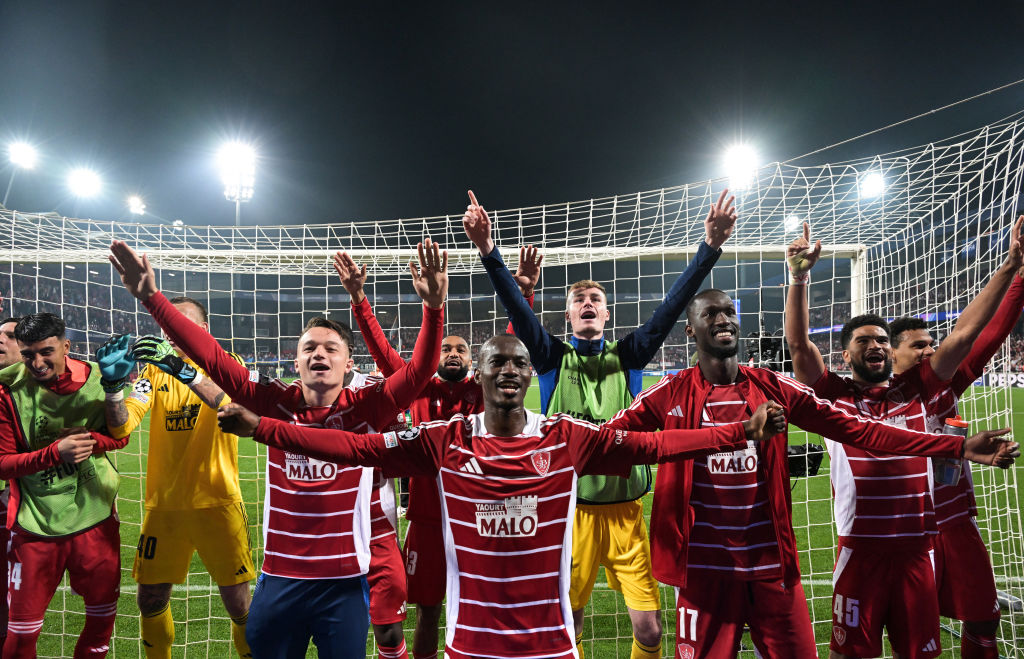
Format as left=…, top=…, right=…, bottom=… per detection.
left=813, top=360, right=957, bottom=548
left=690, top=384, right=782, bottom=580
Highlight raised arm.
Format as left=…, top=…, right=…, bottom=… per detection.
left=957, top=270, right=1024, bottom=388
left=132, top=336, right=230, bottom=409
left=784, top=222, right=826, bottom=384
left=930, top=215, right=1024, bottom=380
left=335, top=251, right=407, bottom=377
left=463, top=190, right=563, bottom=373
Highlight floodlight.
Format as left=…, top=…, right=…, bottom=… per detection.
left=8, top=142, right=37, bottom=170
left=785, top=214, right=803, bottom=233
left=217, top=142, right=256, bottom=203
left=724, top=144, right=758, bottom=190
left=127, top=195, right=146, bottom=215
left=171, top=219, right=184, bottom=231
left=859, top=171, right=885, bottom=199
left=67, top=168, right=102, bottom=198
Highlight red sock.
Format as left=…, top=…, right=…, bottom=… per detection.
left=74, top=602, right=118, bottom=658
left=378, top=638, right=409, bottom=659
left=961, top=630, right=998, bottom=659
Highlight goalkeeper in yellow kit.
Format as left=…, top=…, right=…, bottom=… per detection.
left=106, top=297, right=254, bottom=658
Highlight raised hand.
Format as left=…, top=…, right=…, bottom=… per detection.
left=963, top=428, right=1019, bottom=468
left=463, top=190, right=494, bottom=255
left=786, top=221, right=823, bottom=279
left=705, top=189, right=738, bottom=249
left=96, top=333, right=134, bottom=393
left=409, top=238, right=449, bottom=309
left=132, top=335, right=199, bottom=385
left=217, top=403, right=261, bottom=438
left=333, top=251, right=368, bottom=304
left=56, top=428, right=97, bottom=464
left=743, top=401, right=787, bottom=442
left=1006, top=215, right=1023, bottom=272
left=109, top=240, right=159, bottom=300
left=514, top=246, right=543, bottom=297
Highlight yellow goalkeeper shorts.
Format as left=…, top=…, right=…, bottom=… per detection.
left=569, top=498, right=661, bottom=612
left=132, top=503, right=255, bottom=586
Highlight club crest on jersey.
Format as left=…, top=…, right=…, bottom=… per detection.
left=531, top=451, right=551, bottom=476
left=707, top=445, right=758, bottom=474
left=677, top=644, right=695, bottom=659
left=476, top=496, right=538, bottom=537
left=833, top=626, right=847, bottom=645
left=284, top=452, right=337, bottom=481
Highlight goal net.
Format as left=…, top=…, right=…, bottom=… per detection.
left=1, top=111, right=1023, bottom=657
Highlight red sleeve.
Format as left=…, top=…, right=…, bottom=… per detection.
left=779, top=375, right=964, bottom=457
left=90, top=430, right=129, bottom=453
left=955, top=275, right=1024, bottom=392
left=143, top=291, right=282, bottom=414
left=566, top=417, right=747, bottom=476
left=506, top=294, right=535, bottom=335
left=810, top=369, right=848, bottom=401
left=252, top=415, right=443, bottom=477
left=351, top=297, right=406, bottom=377
left=605, top=376, right=673, bottom=431
left=914, top=358, right=951, bottom=400
left=364, top=304, right=443, bottom=430
left=0, top=388, right=62, bottom=480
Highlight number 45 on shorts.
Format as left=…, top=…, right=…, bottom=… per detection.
left=834, top=594, right=860, bottom=627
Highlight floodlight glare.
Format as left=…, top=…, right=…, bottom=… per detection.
left=785, top=214, right=803, bottom=233
left=859, top=171, right=885, bottom=199
left=217, top=142, right=256, bottom=203
left=171, top=219, right=185, bottom=231
left=8, top=142, right=38, bottom=169
left=127, top=195, right=146, bottom=215
left=724, top=144, right=758, bottom=190
left=67, top=168, right=102, bottom=198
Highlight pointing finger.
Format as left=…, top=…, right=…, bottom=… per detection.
left=468, top=190, right=479, bottom=207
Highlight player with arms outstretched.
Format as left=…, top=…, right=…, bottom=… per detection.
left=785, top=218, right=1023, bottom=659
left=109, top=238, right=448, bottom=658
left=462, top=188, right=737, bottom=659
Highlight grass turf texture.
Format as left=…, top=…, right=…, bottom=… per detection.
left=33, top=379, right=1024, bottom=658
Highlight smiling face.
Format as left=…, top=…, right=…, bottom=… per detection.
left=566, top=284, right=610, bottom=340
left=686, top=290, right=740, bottom=360
left=475, top=335, right=532, bottom=410
left=0, top=321, right=19, bottom=369
left=294, top=326, right=352, bottom=389
left=891, top=328, right=935, bottom=374
left=438, top=335, right=472, bottom=382
left=19, top=335, right=70, bottom=383
left=843, top=325, right=893, bottom=384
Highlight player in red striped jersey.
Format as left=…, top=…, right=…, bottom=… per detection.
left=603, top=287, right=1015, bottom=659
left=784, top=218, right=1023, bottom=659
left=109, top=239, right=449, bottom=659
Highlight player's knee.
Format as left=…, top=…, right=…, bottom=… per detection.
left=572, top=608, right=584, bottom=631
left=631, top=613, right=661, bottom=647
left=416, top=603, right=442, bottom=626
left=217, top=583, right=251, bottom=619
left=137, top=583, right=172, bottom=616
left=965, top=617, right=1000, bottom=637
left=373, top=622, right=404, bottom=647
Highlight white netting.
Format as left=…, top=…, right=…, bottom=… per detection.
left=1, top=111, right=1023, bottom=657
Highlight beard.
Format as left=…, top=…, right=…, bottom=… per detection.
left=437, top=364, right=469, bottom=382
left=704, top=342, right=739, bottom=360
left=850, top=357, right=892, bottom=383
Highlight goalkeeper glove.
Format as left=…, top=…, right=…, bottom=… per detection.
left=96, top=333, right=134, bottom=393
left=132, top=335, right=199, bottom=386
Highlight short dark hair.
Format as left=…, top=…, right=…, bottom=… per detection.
left=169, top=296, right=208, bottom=323
left=14, top=313, right=66, bottom=344
left=685, top=288, right=730, bottom=324
left=1, top=317, right=21, bottom=328
left=840, top=314, right=890, bottom=349
left=302, top=317, right=354, bottom=353
left=888, top=317, right=928, bottom=348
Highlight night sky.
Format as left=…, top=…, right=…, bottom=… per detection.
left=1, top=1, right=1022, bottom=227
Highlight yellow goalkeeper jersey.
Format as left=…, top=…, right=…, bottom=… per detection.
left=124, top=355, right=244, bottom=510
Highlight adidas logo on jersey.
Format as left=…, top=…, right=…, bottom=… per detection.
left=921, top=638, right=938, bottom=652
left=158, top=383, right=170, bottom=392
left=668, top=405, right=685, bottom=417
left=460, top=458, right=483, bottom=475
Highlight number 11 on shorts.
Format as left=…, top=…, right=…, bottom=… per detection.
left=677, top=606, right=698, bottom=641
left=833, top=594, right=859, bottom=627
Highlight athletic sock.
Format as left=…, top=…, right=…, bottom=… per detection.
left=140, top=603, right=173, bottom=659
left=630, top=635, right=661, bottom=659
left=576, top=629, right=586, bottom=659
left=230, top=612, right=252, bottom=658
left=378, top=638, right=408, bottom=659
left=77, top=601, right=119, bottom=658
left=961, top=630, right=998, bottom=659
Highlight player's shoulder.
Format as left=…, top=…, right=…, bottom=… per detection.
left=542, top=412, right=598, bottom=433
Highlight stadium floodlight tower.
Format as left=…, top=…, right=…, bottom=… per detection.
left=67, top=168, right=102, bottom=198
left=3, top=141, right=38, bottom=207
left=723, top=144, right=759, bottom=191
left=858, top=171, right=885, bottom=199
left=217, top=141, right=256, bottom=226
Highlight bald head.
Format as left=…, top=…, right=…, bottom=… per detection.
left=476, top=335, right=532, bottom=410
left=438, top=334, right=472, bottom=382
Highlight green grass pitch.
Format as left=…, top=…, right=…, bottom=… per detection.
left=33, top=379, right=1024, bottom=657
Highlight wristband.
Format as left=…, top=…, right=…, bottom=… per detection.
left=187, top=371, right=204, bottom=388
left=789, top=270, right=810, bottom=286
left=105, top=389, right=125, bottom=402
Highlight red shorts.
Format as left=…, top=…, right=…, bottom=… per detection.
left=368, top=532, right=408, bottom=625
left=8, top=515, right=121, bottom=622
left=404, top=519, right=446, bottom=607
left=934, top=518, right=1000, bottom=622
left=672, top=571, right=816, bottom=659
left=831, top=540, right=940, bottom=658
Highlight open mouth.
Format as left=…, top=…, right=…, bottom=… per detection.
left=713, top=328, right=736, bottom=342
left=497, top=379, right=521, bottom=394
left=580, top=310, right=597, bottom=320
left=444, top=358, right=463, bottom=368
left=865, top=352, right=886, bottom=365
left=310, top=363, right=331, bottom=372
